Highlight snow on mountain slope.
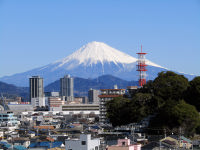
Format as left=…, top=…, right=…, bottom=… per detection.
left=0, top=41, right=193, bottom=87
left=51, top=41, right=164, bottom=70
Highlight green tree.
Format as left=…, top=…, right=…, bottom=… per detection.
left=149, top=100, right=200, bottom=136
left=185, top=76, right=200, bottom=111
left=129, top=93, right=153, bottom=122
left=106, top=71, right=200, bottom=136
left=106, top=97, right=131, bottom=127
left=106, top=93, right=153, bottom=126
left=153, top=71, right=189, bottom=101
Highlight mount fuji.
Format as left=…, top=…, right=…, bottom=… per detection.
left=0, top=41, right=194, bottom=87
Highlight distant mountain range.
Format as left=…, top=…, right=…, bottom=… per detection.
left=0, top=75, right=137, bottom=98
left=0, top=41, right=195, bottom=87
left=45, top=75, right=137, bottom=96
left=0, top=81, right=28, bottom=99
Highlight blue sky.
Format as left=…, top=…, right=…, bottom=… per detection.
left=0, top=0, right=200, bottom=77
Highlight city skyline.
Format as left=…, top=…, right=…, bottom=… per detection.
left=0, top=0, right=200, bottom=78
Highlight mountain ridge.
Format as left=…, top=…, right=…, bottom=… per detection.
left=51, top=41, right=164, bottom=69
left=0, top=81, right=28, bottom=99
left=0, top=75, right=137, bottom=98
left=45, top=74, right=138, bottom=96
left=0, top=41, right=195, bottom=86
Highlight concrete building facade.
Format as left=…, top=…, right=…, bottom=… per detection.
left=60, top=75, right=74, bottom=101
left=29, top=76, right=45, bottom=107
left=65, top=134, right=100, bottom=150
left=49, top=97, right=65, bottom=111
left=62, top=104, right=99, bottom=115
left=107, top=138, right=141, bottom=150
left=0, top=111, right=18, bottom=126
left=29, top=76, right=44, bottom=99
left=88, top=89, right=100, bottom=104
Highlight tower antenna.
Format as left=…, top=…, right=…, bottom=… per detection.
left=136, top=45, right=147, bottom=87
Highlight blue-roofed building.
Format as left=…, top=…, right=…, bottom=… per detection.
left=12, top=137, right=30, bottom=148
left=29, top=141, right=63, bottom=149
left=0, top=141, right=27, bottom=150
left=0, top=141, right=12, bottom=149
left=13, top=145, right=27, bottom=150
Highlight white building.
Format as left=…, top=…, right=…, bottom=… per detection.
left=31, top=97, right=45, bottom=107
left=0, top=111, right=19, bottom=126
left=8, top=104, right=34, bottom=112
left=65, top=134, right=100, bottom=150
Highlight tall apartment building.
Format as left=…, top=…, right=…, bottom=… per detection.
left=29, top=76, right=45, bottom=107
left=99, top=88, right=126, bottom=124
left=60, top=75, right=74, bottom=101
left=88, top=89, right=100, bottom=104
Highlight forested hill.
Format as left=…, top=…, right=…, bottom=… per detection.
left=45, top=75, right=137, bottom=96
left=0, top=81, right=28, bottom=99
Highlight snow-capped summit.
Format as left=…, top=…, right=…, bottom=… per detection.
left=53, top=41, right=163, bottom=69
left=56, top=41, right=136, bottom=66
left=1, top=41, right=193, bottom=87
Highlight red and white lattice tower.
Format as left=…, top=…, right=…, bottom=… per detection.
left=137, top=45, right=147, bottom=87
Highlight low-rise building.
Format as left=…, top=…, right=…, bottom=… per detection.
left=31, top=97, right=45, bottom=107
left=12, top=137, right=30, bottom=148
left=160, top=135, right=192, bottom=149
left=107, top=138, right=141, bottom=150
left=8, top=104, right=34, bottom=112
left=62, top=104, right=99, bottom=115
left=65, top=134, right=100, bottom=150
left=0, top=111, right=18, bottom=126
left=49, top=97, right=65, bottom=111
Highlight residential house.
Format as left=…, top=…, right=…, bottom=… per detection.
left=12, top=137, right=30, bottom=148
left=141, top=141, right=170, bottom=150
left=65, top=134, right=100, bottom=150
left=160, top=135, right=192, bottom=149
left=107, top=138, right=141, bottom=150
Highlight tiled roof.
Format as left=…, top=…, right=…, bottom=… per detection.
left=34, top=126, right=55, bottom=130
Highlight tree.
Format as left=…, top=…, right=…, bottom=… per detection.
left=185, top=76, right=200, bottom=111
left=106, top=97, right=131, bottom=127
left=106, top=94, right=153, bottom=126
left=153, top=71, right=189, bottom=101
left=105, top=71, right=200, bottom=136
left=149, top=100, right=200, bottom=136
left=129, top=93, right=153, bottom=122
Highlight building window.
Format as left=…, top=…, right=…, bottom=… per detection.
left=95, top=146, right=98, bottom=150
left=82, top=141, right=86, bottom=145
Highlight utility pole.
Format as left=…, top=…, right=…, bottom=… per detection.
left=159, top=140, right=161, bottom=150
left=131, top=125, right=135, bottom=144
left=178, top=127, right=182, bottom=150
